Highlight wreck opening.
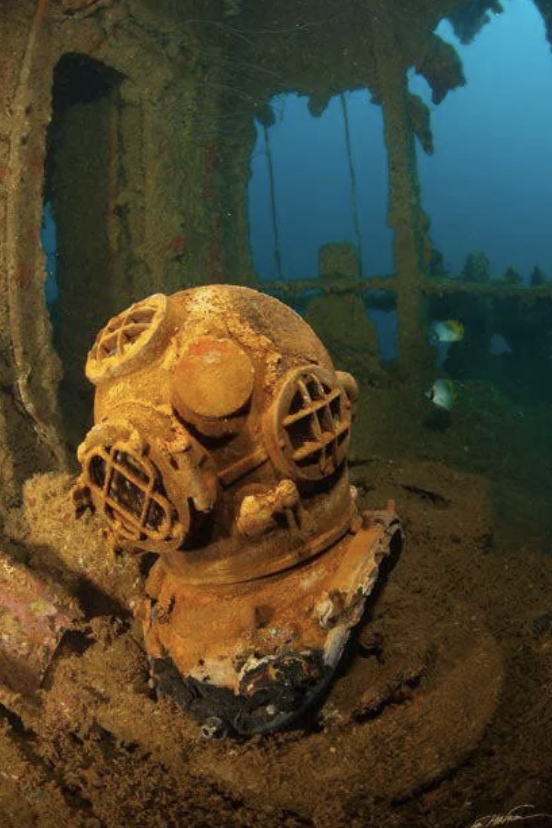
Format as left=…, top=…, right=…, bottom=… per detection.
left=41, top=201, right=58, bottom=308
left=45, top=52, right=124, bottom=450
left=248, top=90, right=392, bottom=283
left=247, top=89, right=397, bottom=371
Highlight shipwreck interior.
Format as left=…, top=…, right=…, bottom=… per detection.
left=1, top=0, right=552, bottom=826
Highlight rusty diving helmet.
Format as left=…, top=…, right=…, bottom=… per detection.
left=75, top=285, right=401, bottom=735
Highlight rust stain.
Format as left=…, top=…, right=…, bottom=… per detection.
left=169, top=235, right=187, bottom=253
left=17, top=262, right=32, bottom=290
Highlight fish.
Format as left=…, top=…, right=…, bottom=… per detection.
left=489, top=333, right=512, bottom=356
left=430, top=319, right=465, bottom=343
left=426, top=378, right=456, bottom=411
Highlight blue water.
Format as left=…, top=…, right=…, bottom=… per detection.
left=248, top=91, right=392, bottom=281
left=413, top=0, right=552, bottom=279
left=248, top=0, right=552, bottom=284
left=41, top=200, right=59, bottom=306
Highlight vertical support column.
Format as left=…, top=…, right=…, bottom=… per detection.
left=218, top=117, right=259, bottom=286
left=112, top=80, right=151, bottom=297
left=114, top=27, right=257, bottom=293
left=0, top=0, right=68, bottom=501
left=129, top=77, right=231, bottom=293
left=371, top=6, right=434, bottom=383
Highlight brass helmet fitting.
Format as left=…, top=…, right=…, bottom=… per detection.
left=75, top=285, right=400, bottom=735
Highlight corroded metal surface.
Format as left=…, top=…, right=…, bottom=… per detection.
left=75, top=285, right=402, bottom=732
left=75, top=285, right=356, bottom=580
left=140, top=503, right=401, bottom=734
left=0, top=550, right=76, bottom=699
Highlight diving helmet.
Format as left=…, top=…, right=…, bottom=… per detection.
left=75, top=285, right=401, bottom=735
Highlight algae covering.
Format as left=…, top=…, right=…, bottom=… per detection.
left=1, top=0, right=552, bottom=826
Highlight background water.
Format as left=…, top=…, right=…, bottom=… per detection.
left=248, top=0, right=552, bottom=283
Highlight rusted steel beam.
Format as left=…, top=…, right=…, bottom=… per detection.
left=262, top=276, right=552, bottom=301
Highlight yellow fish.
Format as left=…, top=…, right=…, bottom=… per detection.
left=430, top=319, right=464, bottom=343
left=426, top=378, right=456, bottom=411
